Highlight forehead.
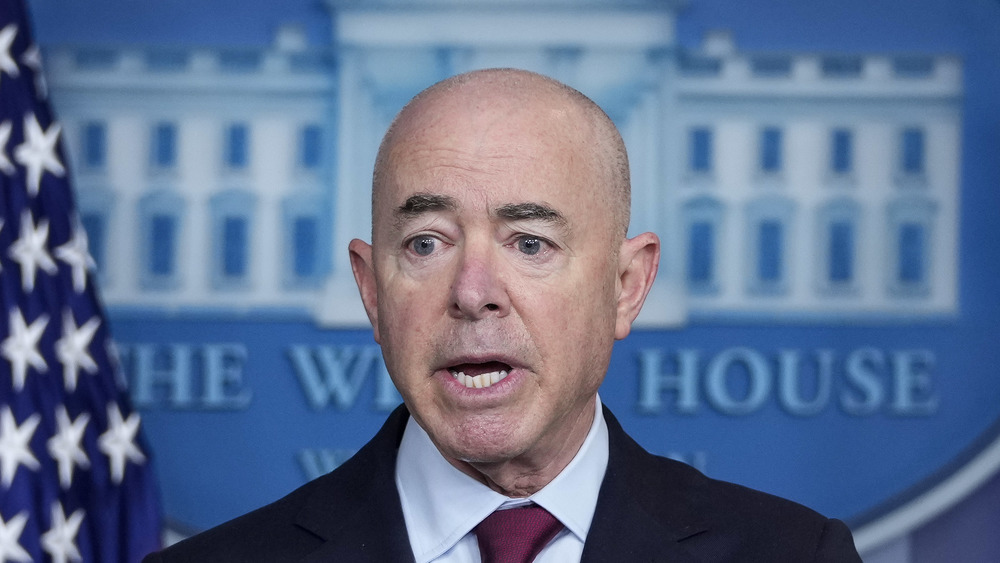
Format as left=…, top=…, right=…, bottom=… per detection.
left=377, top=94, right=601, bottom=213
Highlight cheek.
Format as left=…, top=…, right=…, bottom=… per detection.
left=522, top=269, right=615, bottom=361
left=380, top=297, right=428, bottom=350
left=377, top=275, right=449, bottom=353
left=563, top=262, right=619, bottom=359
left=568, top=258, right=619, bottom=319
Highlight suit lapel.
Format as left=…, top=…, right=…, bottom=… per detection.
left=294, top=406, right=417, bottom=563
left=582, top=407, right=709, bottom=563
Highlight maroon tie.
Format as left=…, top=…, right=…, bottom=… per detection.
left=475, top=504, right=565, bottom=563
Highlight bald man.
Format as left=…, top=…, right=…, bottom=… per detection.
left=145, top=69, right=862, bottom=562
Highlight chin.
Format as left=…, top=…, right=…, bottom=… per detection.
left=442, top=426, right=528, bottom=465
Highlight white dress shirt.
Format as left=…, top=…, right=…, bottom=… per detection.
left=395, top=396, right=610, bottom=563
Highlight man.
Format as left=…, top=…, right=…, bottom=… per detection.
left=145, top=69, right=862, bottom=562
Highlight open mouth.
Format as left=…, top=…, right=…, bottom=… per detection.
left=448, top=361, right=512, bottom=389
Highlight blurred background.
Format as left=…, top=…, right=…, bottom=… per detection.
left=21, top=0, right=1000, bottom=561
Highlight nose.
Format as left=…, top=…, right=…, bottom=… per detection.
left=449, top=244, right=510, bottom=320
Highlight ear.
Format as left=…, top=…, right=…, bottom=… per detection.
left=614, top=232, right=660, bottom=340
left=349, top=238, right=381, bottom=342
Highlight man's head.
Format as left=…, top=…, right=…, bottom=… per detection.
left=349, top=68, right=659, bottom=495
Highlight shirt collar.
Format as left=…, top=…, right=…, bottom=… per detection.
left=525, top=396, right=608, bottom=542
left=395, top=396, right=609, bottom=563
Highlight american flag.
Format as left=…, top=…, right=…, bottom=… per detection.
left=0, top=1, right=162, bottom=561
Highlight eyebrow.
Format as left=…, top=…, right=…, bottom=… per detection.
left=395, top=193, right=459, bottom=219
left=495, top=202, right=566, bottom=227
left=392, top=194, right=566, bottom=229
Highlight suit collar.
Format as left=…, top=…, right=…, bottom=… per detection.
left=294, top=406, right=416, bottom=562
left=582, top=406, right=710, bottom=562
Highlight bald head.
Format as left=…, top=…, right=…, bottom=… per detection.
left=372, top=68, right=631, bottom=239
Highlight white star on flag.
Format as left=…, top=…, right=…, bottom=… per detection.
left=0, top=23, right=18, bottom=85
left=0, top=119, right=13, bottom=174
left=0, top=512, right=31, bottom=563
left=40, top=502, right=84, bottom=563
left=0, top=407, right=40, bottom=488
left=97, top=403, right=146, bottom=484
left=55, top=310, right=100, bottom=392
left=14, top=112, right=64, bottom=196
left=9, top=210, right=57, bottom=291
left=1, top=308, right=49, bottom=391
left=46, top=406, right=90, bottom=489
left=55, top=221, right=96, bottom=293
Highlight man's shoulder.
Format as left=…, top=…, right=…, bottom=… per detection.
left=144, top=407, right=412, bottom=563
left=599, top=409, right=861, bottom=561
left=606, top=407, right=834, bottom=522
left=642, top=450, right=829, bottom=522
left=651, top=458, right=859, bottom=560
left=142, top=474, right=332, bottom=563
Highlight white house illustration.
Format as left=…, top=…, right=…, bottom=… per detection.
left=46, top=0, right=962, bottom=326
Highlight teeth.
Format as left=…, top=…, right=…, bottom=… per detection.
left=450, top=369, right=510, bottom=389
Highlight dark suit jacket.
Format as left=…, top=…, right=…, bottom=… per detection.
left=145, top=405, right=861, bottom=562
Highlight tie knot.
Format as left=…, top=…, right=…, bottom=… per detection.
left=475, top=504, right=564, bottom=563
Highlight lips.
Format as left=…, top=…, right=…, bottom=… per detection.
left=448, top=361, right=512, bottom=389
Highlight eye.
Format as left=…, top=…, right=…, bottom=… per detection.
left=409, top=236, right=437, bottom=257
left=517, top=236, right=544, bottom=256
